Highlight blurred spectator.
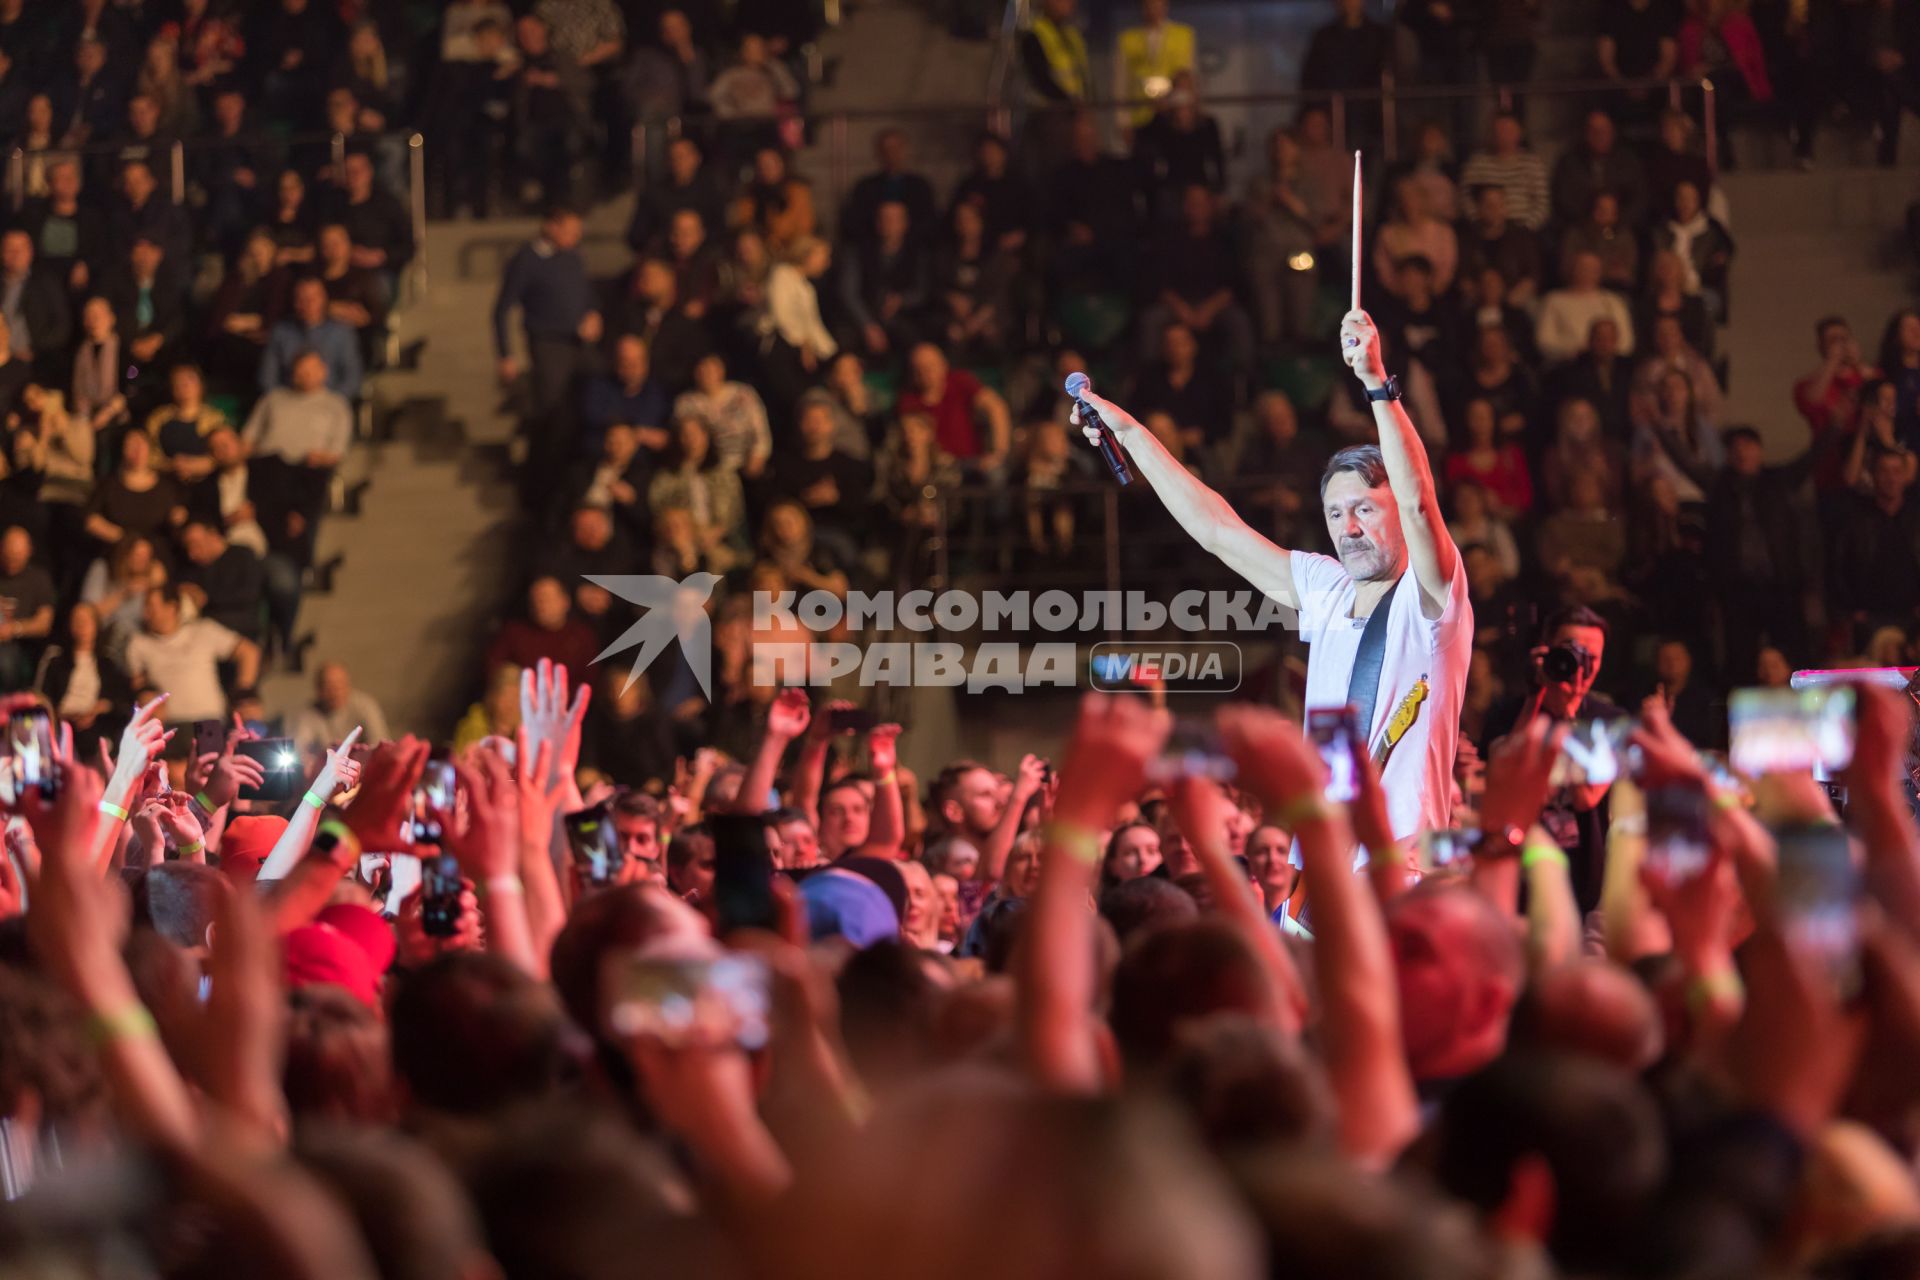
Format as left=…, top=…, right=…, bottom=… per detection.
left=17, top=159, right=103, bottom=296
left=1559, top=191, right=1639, bottom=292
left=1458, top=113, right=1550, bottom=231
left=648, top=413, right=747, bottom=569
left=52, top=37, right=121, bottom=149
left=1459, top=184, right=1542, bottom=308
left=1652, top=180, right=1733, bottom=322
left=1707, top=426, right=1815, bottom=672
left=1631, top=313, right=1724, bottom=429
left=582, top=334, right=669, bottom=456
left=1829, top=448, right=1920, bottom=643
left=323, top=150, right=415, bottom=277
left=1868, top=0, right=1920, bottom=166
left=897, top=343, right=1011, bottom=474
left=314, top=224, right=387, bottom=346
left=1633, top=366, right=1723, bottom=505
left=70, top=296, right=128, bottom=444
left=1638, top=249, right=1716, bottom=362
left=1879, top=307, right=1920, bottom=444
left=1540, top=397, right=1625, bottom=512
left=107, top=162, right=187, bottom=267
left=1021, top=0, right=1091, bottom=108
left=126, top=580, right=259, bottom=722
left=261, top=276, right=364, bottom=399
left=1445, top=398, right=1533, bottom=519
left=734, top=147, right=815, bottom=255
left=839, top=200, right=931, bottom=363
left=0, top=524, right=52, bottom=687
left=767, top=399, right=873, bottom=563
left=758, top=499, right=850, bottom=597
left=1537, top=470, right=1627, bottom=605
left=1554, top=110, right=1651, bottom=230
left=933, top=200, right=1016, bottom=363
left=758, top=236, right=836, bottom=411
left=35, top=600, right=129, bottom=752
left=1447, top=481, right=1522, bottom=580
left=841, top=129, right=937, bottom=250
left=1646, top=108, right=1715, bottom=219
left=663, top=210, right=722, bottom=321
left=1596, top=0, right=1680, bottom=122
left=493, top=206, right=598, bottom=465
left=622, top=9, right=709, bottom=131
left=0, top=229, right=66, bottom=378
left=567, top=425, right=651, bottom=548
left=177, top=519, right=264, bottom=643
left=1132, top=71, right=1226, bottom=220
left=708, top=32, right=798, bottom=157
left=1241, top=128, right=1321, bottom=351
left=1300, top=0, right=1391, bottom=143
left=1459, top=267, right=1536, bottom=364
left=1373, top=175, right=1459, bottom=298
left=604, top=256, right=707, bottom=392
left=1115, top=0, right=1195, bottom=130
left=1554, top=315, right=1635, bottom=439
left=292, top=661, right=390, bottom=761
left=207, top=231, right=289, bottom=388
left=1536, top=251, right=1636, bottom=365
left=950, top=131, right=1032, bottom=255
left=1139, top=185, right=1252, bottom=377
left=512, top=13, right=587, bottom=206
left=242, top=350, right=352, bottom=571
left=1678, top=0, right=1773, bottom=163
left=145, top=364, right=226, bottom=488
left=674, top=353, right=770, bottom=478
left=486, top=575, right=598, bottom=684
left=1133, top=323, right=1231, bottom=451
left=628, top=136, right=728, bottom=254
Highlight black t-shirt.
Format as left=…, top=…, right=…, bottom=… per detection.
left=0, top=564, right=54, bottom=630
left=769, top=451, right=874, bottom=537
left=1485, top=690, right=1627, bottom=913
left=182, top=545, right=265, bottom=640
left=1600, top=0, right=1679, bottom=77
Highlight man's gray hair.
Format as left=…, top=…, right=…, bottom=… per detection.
left=1319, top=444, right=1389, bottom=501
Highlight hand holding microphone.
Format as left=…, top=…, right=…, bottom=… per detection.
left=1065, top=372, right=1133, bottom=486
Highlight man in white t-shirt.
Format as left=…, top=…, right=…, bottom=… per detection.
left=125, top=584, right=261, bottom=725
left=1077, top=309, right=1471, bottom=842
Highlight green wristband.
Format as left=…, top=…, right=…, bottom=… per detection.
left=1041, top=820, right=1103, bottom=865
left=84, top=1003, right=157, bottom=1048
left=97, top=799, right=128, bottom=822
left=1275, top=793, right=1335, bottom=830
left=1521, top=844, right=1569, bottom=871
left=301, top=790, right=327, bottom=811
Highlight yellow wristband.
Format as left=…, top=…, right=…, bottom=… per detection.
left=878, top=769, right=898, bottom=786
left=1275, top=793, right=1334, bottom=830
left=194, top=791, right=217, bottom=812
left=1711, top=790, right=1741, bottom=812
left=97, top=799, right=129, bottom=822
left=84, top=1003, right=157, bottom=1048
left=317, top=818, right=361, bottom=861
left=1521, top=844, right=1569, bottom=871
left=176, top=839, right=205, bottom=858
left=1042, top=820, right=1103, bottom=865
left=1685, top=969, right=1744, bottom=1013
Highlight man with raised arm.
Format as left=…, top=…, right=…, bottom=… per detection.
left=1076, top=309, right=1472, bottom=841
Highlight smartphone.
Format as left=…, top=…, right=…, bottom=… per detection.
left=1147, top=719, right=1236, bottom=783
left=1418, top=828, right=1479, bottom=873
left=604, top=951, right=771, bottom=1051
left=420, top=853, right=463, bottom=939
left=1550, top=716, right=1635, bottom=789
left=5, top=707, right=56, bottom=801
left=409, top=757, right=456, bottom=845
left=1306, top=706, right=1362, bottom=803
left=1773, top=822, right=1862, bottom=999
left=192, top=718, right=225, bottom=762
left=709, top=812, right=776, bottom=935
left=1728, top=686, right=1857, bottom=779
left=564, top=803, right=623, bottom=888
left=828, top=706, right=875, bottom=734
left=1642, top=785, right=1712, bottom=883
left=235, top=738, right=301, bottom=802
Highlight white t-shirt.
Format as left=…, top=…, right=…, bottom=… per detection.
left=126, top=620, right=242, bottom=724
left=1290, top=549, right=1473, bottom=841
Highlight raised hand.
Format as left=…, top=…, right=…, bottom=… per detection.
left=1068, top=385, right=1144, bottom=452
left=108, top=694, right=173, bottom=796
left=394, top=882, right=483, bottom=964
left=766, top=687, right=811, bottom=741
left=1052, top=693, right=1170, bottom=828
left=520, top=658, right=589, bottom=791
left=199, top=748, right=267, bottom=812
left=513, top=729, right=564, bottom=845
left=339, top=736, right=430, bottom=851
left=867, top=723, right=903, bottom=776
left=444, top=751, right=516, bottom=881
left=1479, top=716, right=1568, bottom=841
left=1215, top=704, right=1325, bottom=810
left=1339, top=310, right=1387, bottom=388
left=154, top=794, right=206, bottom=861
left=307, top=726, right=364, bottom=805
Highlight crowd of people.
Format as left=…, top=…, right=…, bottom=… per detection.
left=3, top=2, right=1920, bottom=1278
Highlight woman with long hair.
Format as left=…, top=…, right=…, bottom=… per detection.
left=1444, top=397, right=1533, bottom=519
left=78, top=534, right=169, bottom=667
left=756, top=498, right=849, bottom=598
left=36, top=601, right=131, bottom=757
left=648, top=413, right=748, bottom=571
left=1879, top=307, right=1920, bottom=445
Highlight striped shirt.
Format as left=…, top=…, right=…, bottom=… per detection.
left=1459, top=151, right=1552, bottom=231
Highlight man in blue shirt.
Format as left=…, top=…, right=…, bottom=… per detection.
left=580, top=333, right=668, bottom=454
left=494, top=204, right=602, bottom=496
left=260, top=275, right=364, bottom=399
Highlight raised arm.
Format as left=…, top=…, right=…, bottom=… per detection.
left=1075, top=388, right=1297, bottom=609
left=1340, top=310, right=1458, bottom=618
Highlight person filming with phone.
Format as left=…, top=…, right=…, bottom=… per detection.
left=1484, top=604, right=1624, bottom=911
left=1074, top=310, right=1471, bottom=842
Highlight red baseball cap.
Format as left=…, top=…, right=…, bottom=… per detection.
left=218, top=815, right=288, bottom=884
left=316, top=903, right=397, bottom=977
left=283, top=923, right=380, bottom=1007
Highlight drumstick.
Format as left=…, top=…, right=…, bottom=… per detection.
left=1351, top=150, right=1362, bottom=314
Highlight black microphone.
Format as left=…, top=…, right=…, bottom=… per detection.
left=1065, top=372, right=1133, bottom=486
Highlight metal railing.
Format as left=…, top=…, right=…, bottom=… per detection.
left=633, top=73, right=1718, bottom=215
left=3, top=127, right=430, bottom=298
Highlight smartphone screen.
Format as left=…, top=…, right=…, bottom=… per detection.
left=1728, top=686, right=1856, bottom=778
left=1773, top=822, right=1862, bottom=999
left=1550, top=716, right=1634, bottom=789
left=709, top=813, right=777, bottom=935
left=1147, top=719, right=1236, bottom=783
left=828, top=706, right=875, bottom=734
left=410, top=758, right=456, bottom=844
left=235, top=738, right=301, bottom=802
left=1306, top=706, right=1361, bottom=803
left=1418, top=827, right=1478, bottom=873
left=604, top=951, right=771, bottom=1050
left=564, top=803, right=623, bottom=888
left=1642, top=785, right=1711, bottom=883
left=420, top=853, right=463, bottom=938
left=6, top=708, right=56, bottom=800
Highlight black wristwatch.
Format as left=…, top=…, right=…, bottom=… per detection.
left=1365, top=375, right=1402, bottom=403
